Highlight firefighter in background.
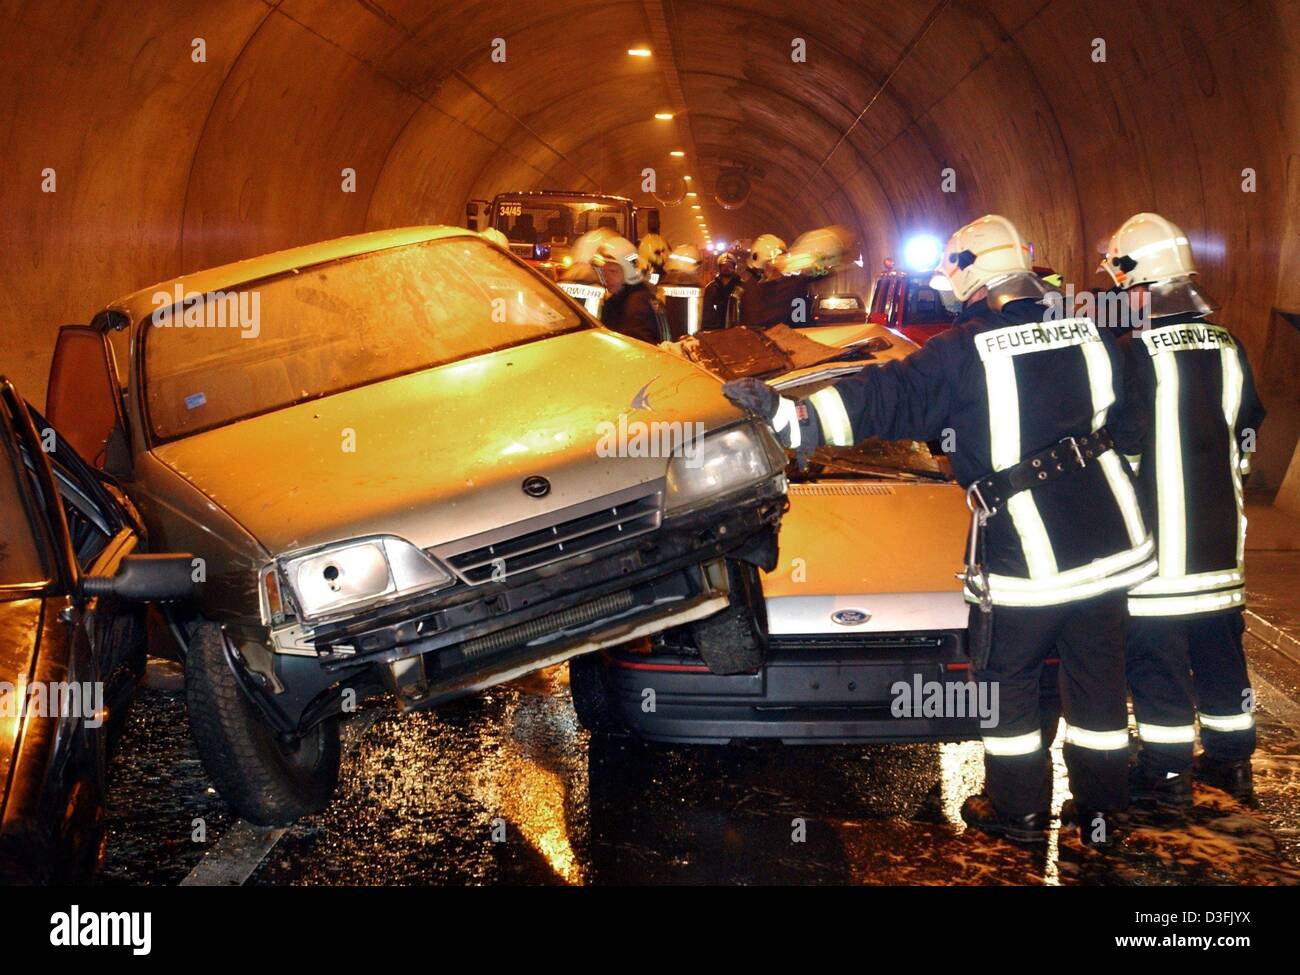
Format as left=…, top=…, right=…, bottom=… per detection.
left=739, top=233, right=812, bottom=327
left=659, top=243, right=705, bottom=339
left=593, top=236, right=668, bottom=345
left=638, top=233, right=670, bottom=285
left=702, top=251, right=742, bottom=330
left=724, top=215, right=1154, bottom=847
left=1104, top=213, right=1265, bottom=807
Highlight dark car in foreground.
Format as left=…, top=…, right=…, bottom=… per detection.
left=0, top=379, right=192, bottom=883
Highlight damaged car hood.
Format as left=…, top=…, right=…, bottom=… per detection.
left=150, top=329, right=738, bottom=556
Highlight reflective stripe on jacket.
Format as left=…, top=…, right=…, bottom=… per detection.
left=795, top=298, right=1154, bottom=608
left=1111, top=317, right=1265, bottom=617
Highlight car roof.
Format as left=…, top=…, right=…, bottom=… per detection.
left=102, top=225, right=477, bottom=324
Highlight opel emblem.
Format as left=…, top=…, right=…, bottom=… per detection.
left=522, top=475, right=551, bottom=498
left=831, top=608, right=870, bottom=626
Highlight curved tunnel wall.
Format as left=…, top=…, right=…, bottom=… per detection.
left=3, top=0, right=1297, bottom=483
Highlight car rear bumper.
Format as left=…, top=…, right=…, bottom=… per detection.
left=600, top=631, right=983, bottom=744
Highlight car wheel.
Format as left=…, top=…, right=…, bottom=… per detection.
left=568, top=652, right=627, bottom=736
left=185, top=621, right=340, bottom=826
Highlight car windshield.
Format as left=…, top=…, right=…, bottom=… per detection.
left=0, top=426, right=48, bottom=589
left=494, top=197, right=628, bottom=249
left=143, top=237, right=585, bottom=440
left=903, top=275, right=961, bottom=324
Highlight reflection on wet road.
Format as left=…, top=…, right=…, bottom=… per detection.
left=101, top=642, right=1300, bottom=885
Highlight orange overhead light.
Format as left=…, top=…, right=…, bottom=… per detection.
left=669, top=150, right=685, bottom=158
left=683, top=175, right=692, bottom=181
left=654, top=112, right=674, bottom=120
left=691, top=204, right=701, bottom=209
left=628, top=47, right=652, bottom=57
left=686, top=191, right=698, bottom=197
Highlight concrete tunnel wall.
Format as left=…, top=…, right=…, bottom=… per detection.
left=2, top=0, right=1298, bottom=486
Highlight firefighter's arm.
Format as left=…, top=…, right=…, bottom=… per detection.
left=1109, top=336, right=1152, bottom=476
left=723, top=336, right=956, bottom=448
left=1236, top=343, right=1266, bottom=477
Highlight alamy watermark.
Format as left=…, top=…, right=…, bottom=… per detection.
left=0, top=679, right=104, bottom=728
left=150, top=284, right=260, bottom=339
left=596, top=416, right=707, bottom=467
left=891, top=675, right=999, bottom=729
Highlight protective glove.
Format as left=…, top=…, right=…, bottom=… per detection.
left=722, top=377, right=802, bottom=449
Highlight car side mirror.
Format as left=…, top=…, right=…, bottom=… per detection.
left=81, top=554, right=197, bottom=602
left=466, top=199, right=489, bottom=232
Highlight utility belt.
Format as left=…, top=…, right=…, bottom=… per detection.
left=963, top=428, right=1115, bottom=668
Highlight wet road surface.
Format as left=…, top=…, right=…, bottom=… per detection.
left=98, top=558, right=1300, bottom=886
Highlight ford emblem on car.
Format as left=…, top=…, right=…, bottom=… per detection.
left=521, top=475, right=551, bottom=498
left=831, top=608, right=870, bottom=626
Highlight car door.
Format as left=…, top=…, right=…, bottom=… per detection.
left=0, top=378, right=106, bottom=882
left=44, top=323, right=128, bottom=475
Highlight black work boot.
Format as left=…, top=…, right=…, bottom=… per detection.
left=960, top=794, right=1048, bottom=846
left=1129, top=763, right=1193, bottom=812
left=1194, top=755, right=1255, bottom=804
left=1061, top=800, right=1122, bottom=848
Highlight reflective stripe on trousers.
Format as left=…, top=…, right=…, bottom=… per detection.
left=1063, top=724, right=1129, bottom=750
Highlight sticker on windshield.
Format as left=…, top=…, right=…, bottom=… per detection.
left=184, top=392, right=207, bottom=411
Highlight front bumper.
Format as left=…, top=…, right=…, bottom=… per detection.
left=227, top=478, right=786, bottom=734
left=601, top=630, right=982, bottom=744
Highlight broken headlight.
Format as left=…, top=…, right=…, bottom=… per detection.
left=664, top=421, right=784, bottom=514
left=274, top=536, right=453, bottom=623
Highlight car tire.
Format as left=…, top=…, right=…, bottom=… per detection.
left=185, top=621, right=340, bottom=826
left=568, top=652, right=628, bottom=736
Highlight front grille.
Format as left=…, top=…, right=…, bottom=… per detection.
left=438, top=489, right=662, bottom=585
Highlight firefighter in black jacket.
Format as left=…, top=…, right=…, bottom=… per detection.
left=739, top=233, right=814, bottom=327
left=594, top=235, right=668, bottom=346
left=725, top=215, right=1155, bottom=847
left=1103, top=213, right=1265, bottom=807
left=701, top=252, right=741, bottom=330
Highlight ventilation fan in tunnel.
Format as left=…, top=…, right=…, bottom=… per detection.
left=714, top=168, right=751, bottom=210
left=653, top=174, right=687, bottom=206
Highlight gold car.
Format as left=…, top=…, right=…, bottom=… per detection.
left=45, top=227, right=787, bottom=825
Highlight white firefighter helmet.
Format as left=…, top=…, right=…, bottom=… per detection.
left=638, top=233, right=669, bottom=271
left=747, top=234, right=787, bottom=273
left=934, top=215, right=1035, bottom=302
left=569, top=227, right=618, bottom=266
left=780, top=225, right=853, bottom=277
left=593, top=235, right=643, bottom=287
left=667, top=243, right=702, bottom=274
left=1098, top=212, right=1216, bottom=316
left=479, top=227, right=509, bottom=249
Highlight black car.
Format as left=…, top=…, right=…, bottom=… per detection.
left=0, top=378, right=193, bottom=884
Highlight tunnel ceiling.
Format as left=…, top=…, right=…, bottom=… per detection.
left=2, top=0, right=1298, bottom=404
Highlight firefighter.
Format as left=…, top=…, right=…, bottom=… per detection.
left=593, top=235, right=668, bottom=345
left=701, top=252, right=742, bottom=330
left=638, top=233, right=670, bottom=285
left=739, top=233, right=813, bottom=327
left=659, top=243, right=705, bottom=339
left=724, top=214, right=1155, bottom=847
left=1104, top=213, right=1265, bottom=808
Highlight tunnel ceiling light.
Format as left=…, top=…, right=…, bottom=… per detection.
left=669, top=150, right=685, bottom=158
left=691, top=204, right=701, bottom=209
left=654, top=112, right=674, bottom=120
left=902, top=234, right=943, bottom=272
left=683, top=175, right=692, bottom=181
left=686, top=191, right=698, bottom=198
left=628, top=47, right=652, bottom=57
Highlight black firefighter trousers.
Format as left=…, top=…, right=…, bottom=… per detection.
left=973, top=591, right=1129, bottom=816
left=1126, top=609, right=1256, bottom=773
